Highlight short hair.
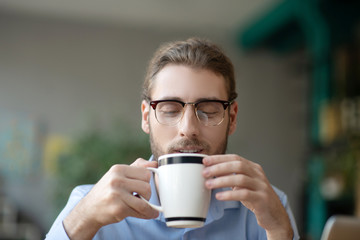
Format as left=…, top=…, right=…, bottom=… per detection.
left=142, top=37, right=237, bottom=101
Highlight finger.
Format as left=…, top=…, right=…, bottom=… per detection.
left=146, top=160, right=158, bottom=168
left=104, top=166, right=153, bottom=199
left=115, top=176, right=153, bottom=200
left=117, top=184, right=159, bottom=220
left=109, top=192, right=158, bottom=221
left=109, top=164, right=152, bottom=182
left=123, top=194, right=159, bottom=219
left=204, top=155, right=262, bottom=172
left=203, top=159, right=260, bottom=179
left=203, top=154, right=242, bottom=166
left=131, top=158, right=158, bottom=168
left=215, top=188, right=258, bottom=203
left=205, top=174, right=260, bottom=190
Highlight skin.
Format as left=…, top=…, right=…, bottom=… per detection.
left=63, top=64, right=293, bottom=240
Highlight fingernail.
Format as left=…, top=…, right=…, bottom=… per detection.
left=205, top=179, right=213, bottom=188
left=203, top=168, right=210, bottom=177
left=216, top=192, right=224, bottom=200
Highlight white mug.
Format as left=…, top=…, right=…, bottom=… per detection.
left=142, top=153, right=211, bottom=228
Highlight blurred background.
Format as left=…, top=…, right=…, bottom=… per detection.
left=0, top=0, right=359, bottom=239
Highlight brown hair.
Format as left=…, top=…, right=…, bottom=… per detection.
left=142, top=37, right=237, bottom=101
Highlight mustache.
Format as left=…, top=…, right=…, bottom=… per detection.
left=167, top=138, right=210, bottom=152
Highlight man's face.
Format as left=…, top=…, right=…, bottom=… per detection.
left=141, top=64, right=238, bottom=160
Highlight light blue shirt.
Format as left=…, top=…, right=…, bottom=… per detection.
left=46, top=165, right=299, bottom=239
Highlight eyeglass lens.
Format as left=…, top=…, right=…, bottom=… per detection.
left=155, top=101, right=226, bottom=126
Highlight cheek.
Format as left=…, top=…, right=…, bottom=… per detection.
left=206, top=125, right=229, bottom=150
left=208, top=128, right=226, bottom=142
left=149, top=118, right=176, bottom=142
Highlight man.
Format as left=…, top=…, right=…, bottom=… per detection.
left=46, top=38, right=299, bottom=239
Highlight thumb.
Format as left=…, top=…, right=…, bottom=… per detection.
left=131, top=158, right=158, bottom=168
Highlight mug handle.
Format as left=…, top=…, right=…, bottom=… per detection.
left=139, top=167, right=163, bottom=212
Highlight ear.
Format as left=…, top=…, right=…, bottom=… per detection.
left=228, top=101, right=238, bottom=136
left=141, top=100, right=150, bottom=134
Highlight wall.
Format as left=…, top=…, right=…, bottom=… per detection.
left=0, top=12, right=308, bottom=233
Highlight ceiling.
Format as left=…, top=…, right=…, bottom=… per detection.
left=0, top=0, right=279, bottom=34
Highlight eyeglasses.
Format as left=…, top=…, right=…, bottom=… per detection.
left=149, top=99, right=232, bottom=126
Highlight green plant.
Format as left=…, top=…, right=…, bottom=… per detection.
left=54, top=120, right=151, bottom=211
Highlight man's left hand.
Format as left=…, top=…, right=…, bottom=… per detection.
left=202, top=154, right=293, bottom=240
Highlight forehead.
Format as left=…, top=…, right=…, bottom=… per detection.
left=151, top=65, right=228, bottom=101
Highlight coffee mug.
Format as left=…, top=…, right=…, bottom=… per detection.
left=141, top=153, right=211, bottom=228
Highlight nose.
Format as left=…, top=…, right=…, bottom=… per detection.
left=178, top=105, right=200, bottom=138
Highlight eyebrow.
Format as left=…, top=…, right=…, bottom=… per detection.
left=156, top=96, right=225, bottom=102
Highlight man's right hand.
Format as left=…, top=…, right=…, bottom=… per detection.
left=63, top=159, right=159, bottom=240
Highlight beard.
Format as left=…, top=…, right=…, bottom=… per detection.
left=148, top=118, right=230, bottom=161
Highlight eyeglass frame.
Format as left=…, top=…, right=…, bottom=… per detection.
left=148, top=99, right=233, bottom=126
